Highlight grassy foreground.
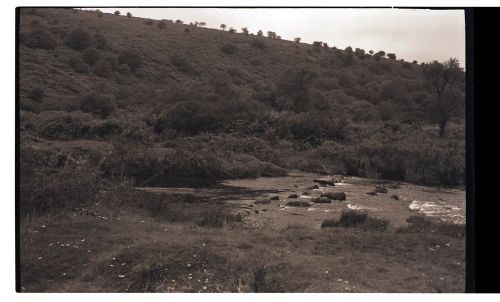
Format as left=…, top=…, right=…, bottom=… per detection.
left=19, top=189, right=465, bottom=293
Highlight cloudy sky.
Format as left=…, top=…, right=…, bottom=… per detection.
left=94, top=8, right=465, bottom=65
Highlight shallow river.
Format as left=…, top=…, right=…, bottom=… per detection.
left=137, top=172, right=466, bottom=230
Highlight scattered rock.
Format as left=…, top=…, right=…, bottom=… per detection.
left=270, top=195, right=280, bottom=201
left=286, top=201, right=311, bottom=207
left=390, top=194, right=399, bottom=200
left=321, top=192, right=346, bottom=201
left=374, top=186, right=388, bottom=193
left=313, top=178, right=335, bottom=186
left=367, top=191, right=378, bottom=195
left=288, top=194, right=299, bottom=199
left=313, top=197, right=331, bottom=203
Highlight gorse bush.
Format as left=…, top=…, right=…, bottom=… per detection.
left=26, top=111, right=96, bottom=140
left=221, top=43, right=238, bottom=55
left=25, top=29, right=58, bottom=50
left=80, top=93, right=115, bottom=118
left=82, top=47, right=101, bottom=65
left=118, top=50, right=143, bottom=72
left=154, top=98, right=263, bottom=136
left=64, top=28, right=93, bottom=51
left=250, top=39, right=266, bottom=49
left=94, top=33, right=107, bottom=49
left=28, top=87, right=45, bottom=102
left=93, top=60, right=113, bottom=78
left=20, top=164, right=99, bottom=217
left=171, top=53, right=195, bottom=74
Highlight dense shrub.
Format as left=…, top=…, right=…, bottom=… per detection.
left=25, top=29, right=58, bottom=50
left=275, top=67, right=318, bottom=112
left=20, top=164, right=99, bottom=217
left=402, top=62, right=413, bottom=69
left=82, top=47, right=101, bottom=65
left=221, top=43, right=238, bottom=55
left=117, top=63, right=131, bottom=75
left=65, top=28, right=93, bottom=51
left=79, top=93, right=115, bottom=118
left=171, top=54, right=195, bottom=74
left=154, top=98, right=262, bottom=136
left=340, top=53, right=356, bottom=67
left=250, top=39, right=266, bottom=49
left=93, top=60, right=113, bottom=78
left=118, top=50, right=143, bottom=72
left=28, top=87, right=45, bottom=102
left=69, top=57, right=89, bottom=73
left=27, top=111, right=96, bottom=140
left=275, top=112, right=348, bottom=143
left=94, top=33, right=107, bottom=49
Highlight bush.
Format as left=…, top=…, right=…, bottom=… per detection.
left=117, top=63, right=131, bottom=75
left=221, top=43, right=238, bottom=55
left=93, top=60, right=113, bottom=78
left=340, top=53, right=355, bottom=67
left=20, top=165, right=99, bottom=217
left=158, top=20, right=166, bottom=29
left=71, top=59, right=89, bottom=73
left=145, top=19, right=154, bottom=26
left=250, top=39, right=266, bottom=49
left=171, top=54, right=195, bottom=74
left=65, top=28, right=93, bottom=51
left=80, top=93, right=115, bottom=118
left=155, top=98, right=262, bottom=136
left=28, top=87, right=44, bottom=102
left=387, top=53, right=396, bottom=60
left=28, top=111, right=96, bottom=140
left=82, top=47, right=101, bottom=65
left=94, top=33, right=107, bottom=49
left=402, top=62, right=413, bottom=69
left=118, top=50, right=143, bottom=72
left=26, top=29, right=58, bottom=50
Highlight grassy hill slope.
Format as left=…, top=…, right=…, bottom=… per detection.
left=18, top=8, right=466, bottom=217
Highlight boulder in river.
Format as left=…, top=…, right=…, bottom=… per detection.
left=286, top=201, right=311, bottom=207
left=367, top=191, right=378, bottom=196
left=288, top=194, right=299, bottom=199
left=390, top=194, right=399, bottom=200
left=302, top=192, right=310, bottom=195
left=313, top=178, right=335, bottom=186
left=374, top=186, right=388, bottom=193
left=270, top=195, right=280, bottom=201
left=313, top=197, right=331, bottom=203
left=321, top=192, right=346, bottom=201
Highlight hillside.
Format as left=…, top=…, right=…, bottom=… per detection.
left=19, top=8, right=466, bottom=194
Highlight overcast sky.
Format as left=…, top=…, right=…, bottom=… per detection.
left=93, top=8, right=465, bottom=65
